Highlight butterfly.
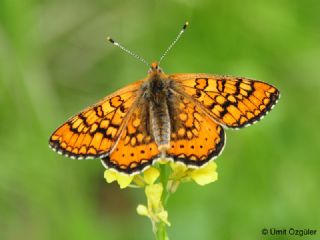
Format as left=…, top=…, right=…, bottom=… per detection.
left=49, top=22, right=280, bottom=175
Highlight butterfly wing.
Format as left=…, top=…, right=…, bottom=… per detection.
left=101, top=99, right=160, bottom=174
left=49, top=80, right=143, bottom=159
left=170, top=74, right=280, bottom=128
left=166, top=89, right=225, bottom=166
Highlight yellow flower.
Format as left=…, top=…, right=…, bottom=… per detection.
left=157, top=210, right=171, bottom=226
left=143, top=167, right=160, bottom=185
left=137, top=183, right=171, bottom=227
left=169, top=162, right=189, bottom=180
left=104, top=166, right=160, bottom=189
left=130, top=166, right=160, bottom=187
left=190, top=162, right=218, bottom=186
left=169, top=161, right=218, bottom=186
left=136, top=204, right=149, bottom=216
left=104, top=170, right=134, bottom=189
left=146, top=183, right=163, bottom=210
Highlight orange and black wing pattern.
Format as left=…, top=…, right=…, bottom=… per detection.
left=101, top=101, right=160, bottom=174
left=49, top=81, right=142, bottom=159
left=167, top=90, right=225, bottom=167
left=170, top=74, right=280, bottom=129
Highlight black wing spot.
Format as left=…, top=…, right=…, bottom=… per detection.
left=120, top=105, right=125, bottom=113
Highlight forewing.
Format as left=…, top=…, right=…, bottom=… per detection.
left=102, top=100, right=160, bottom=174
left=49, top=81, right=142, bottom=159
left=170, top=73, right=280, bottom=128
left=167, top=90, right=225, bottom=167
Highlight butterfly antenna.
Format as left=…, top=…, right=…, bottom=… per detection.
left=107, top=37, right=149, bottom=67
left=158, top=21, right=189, bottom=65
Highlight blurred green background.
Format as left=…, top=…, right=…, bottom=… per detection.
left=1, top=0, right=319, bottom=239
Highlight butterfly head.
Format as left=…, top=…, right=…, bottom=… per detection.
left=148, top=61, right=164, bottom=76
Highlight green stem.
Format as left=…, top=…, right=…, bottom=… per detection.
left=160, top=164, right=169, bottom=204
left=153, top=164, right=171, bottom=240
left=155, top=222, right=168, bottom=240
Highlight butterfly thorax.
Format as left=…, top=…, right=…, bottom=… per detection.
left=144, top=62, right=171, bottom=155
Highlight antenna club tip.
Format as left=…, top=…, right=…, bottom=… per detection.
left=183, top=21, right=189, bottom=29
left=107, top=37, right=115, bottom=44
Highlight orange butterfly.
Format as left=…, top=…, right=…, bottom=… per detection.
left=49, top=22, right=280, bottom=174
